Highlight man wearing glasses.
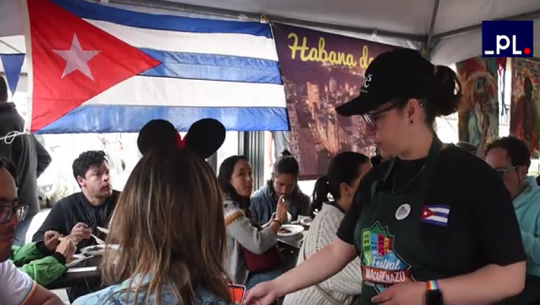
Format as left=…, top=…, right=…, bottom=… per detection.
left=0, top=157, right=63, bottom=304
left=485, top=136, right=540, bottom=304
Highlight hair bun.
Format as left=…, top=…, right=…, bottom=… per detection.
left=432, top=65, right=462, bottom=117
left=281, top=149, right=292, bottom=157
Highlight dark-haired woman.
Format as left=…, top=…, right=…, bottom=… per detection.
left=284, top=152, right=371, bottom=305
left=251, top=150, right=311, bottom=226
left=218, top=156, right=288, bottom=290
left=245, top=48, right=526, bottom=305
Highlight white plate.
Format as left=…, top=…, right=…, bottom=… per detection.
left=80, top=244, right=119, bottom=256
left=300, top=217, right=313, bottom=226
left=278, top=224, right=304, bottom=237
left=65, top=254, right=86, bottom=268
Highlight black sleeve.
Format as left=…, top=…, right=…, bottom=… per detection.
left=336, top=202, right=359, bottom=244
left=337, top=179, right=372, bottom=244
left=31, top=201, right=69, bottom=242
left=34, top=136, right=51, bottom=178
left=469, top=165, right=526, bottom=265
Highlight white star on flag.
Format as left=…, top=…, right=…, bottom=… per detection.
left=53, top=34, right=100, bottom=81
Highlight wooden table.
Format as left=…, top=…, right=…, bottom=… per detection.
left=45, top=256, right=101, bottom=290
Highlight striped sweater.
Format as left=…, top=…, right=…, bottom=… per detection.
left=283, top=202, right=362, bottom=305
left=224, top=198, right=278, bottom=284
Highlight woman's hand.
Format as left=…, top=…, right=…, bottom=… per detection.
left=371, top=281, right=425, bottom=305
left=243, top=280, right=281, bottom=305
left=275, top=195, right=288, bottom=224
left=55, top=238, right=76, bottom=261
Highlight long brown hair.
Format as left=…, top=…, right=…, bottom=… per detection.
left=101, top=147, right=231, bottom=305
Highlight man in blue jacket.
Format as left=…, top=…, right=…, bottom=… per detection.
left=485, top=136, right=540, bottom=304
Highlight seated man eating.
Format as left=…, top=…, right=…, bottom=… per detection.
left=32, top=150, right=119, bottom=301
left=0, top=157, right=64, bottom=305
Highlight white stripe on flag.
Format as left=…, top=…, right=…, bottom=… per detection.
left=83, top=76, right=286, bottom=108
left=429, top=207, right=450, bottom=214
left=425, top=215, right=448, bottom=223
left=86, top=19, right=279, bottom=61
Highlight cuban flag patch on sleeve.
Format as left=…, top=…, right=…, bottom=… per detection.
left=420, top=205, right=450, bottom=226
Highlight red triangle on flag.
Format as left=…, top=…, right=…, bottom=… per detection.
left=420, top=206, right=434, bottom=219
left=27, top=0, right=161, bottom=132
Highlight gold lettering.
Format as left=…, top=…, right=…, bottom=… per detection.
left=288, top=33, right=309, bottom=61
left=286, top=33, right=357, bottom=67
left=358, top=45, right=374, bottom=69
left=318, top=38, right=327, bottom=62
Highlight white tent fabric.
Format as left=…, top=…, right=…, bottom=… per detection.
left=1, top=0, right=540, bottom=70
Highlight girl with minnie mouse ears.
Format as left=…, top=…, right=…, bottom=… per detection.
left=137, top=118, right=226, bottom=158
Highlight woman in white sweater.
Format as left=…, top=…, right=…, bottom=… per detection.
left=284, top=152, right=372, bottom=305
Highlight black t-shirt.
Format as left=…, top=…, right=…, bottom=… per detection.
left=337, top=145, right=526, bottom=274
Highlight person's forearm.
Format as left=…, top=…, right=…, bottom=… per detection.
left=439, top=262, right=526, bottom=305
left=42, top=296, right=64, bottom=305
left=269, top=220, right=281, bottom=235
left=275, top=239, right=356, bottom=297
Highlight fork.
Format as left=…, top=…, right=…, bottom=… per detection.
left=91, top=234, right=106, bottom=245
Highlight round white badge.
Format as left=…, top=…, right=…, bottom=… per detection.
left=395, top=203, right=411, bottom=220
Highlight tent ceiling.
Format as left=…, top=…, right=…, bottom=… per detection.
left=111, top=0, right=540, bottom=64
left=2, top=0, right=540, bottom=67
left=134, top=0, right=540, bottom=38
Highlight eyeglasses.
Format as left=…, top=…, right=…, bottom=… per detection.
left=361, top=103, right=400, bottom=130
left=495, top=166, right=518, bottom=178
left=360, top=99, right=425, bottom=130
left=0, top=205, right=28, bottom=224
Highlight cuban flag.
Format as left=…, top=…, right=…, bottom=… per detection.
left=420, top=205, right=450, bottom=226
left=22, top=0, right=288, bottom=133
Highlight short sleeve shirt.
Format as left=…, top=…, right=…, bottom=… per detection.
left=337, top=146, right=526, bottom=274
left=0, top=260, right=37, bottom=305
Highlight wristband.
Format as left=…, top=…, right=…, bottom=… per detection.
left=425, top=280, right=444, bottom=305
left=271, top=219, right=282, bottom=226
left=426, top=280, right=439, bottom=291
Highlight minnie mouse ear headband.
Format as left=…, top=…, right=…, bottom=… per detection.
left=137, top=118, right=226, bottom=159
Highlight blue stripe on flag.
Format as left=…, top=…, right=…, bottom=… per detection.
left=433, top=212, right=448, bottom=217
left=139, top=49, right=281, bottom=84
left=36, top=105, right=289, bottom=134
left=426, top=204, right=450, bottom=211
left=420, top=218, right=447, bottom=227
left=49, top=0, right=272, bottom=38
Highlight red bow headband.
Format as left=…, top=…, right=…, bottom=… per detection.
left=176, top=133, right=186, bottom=149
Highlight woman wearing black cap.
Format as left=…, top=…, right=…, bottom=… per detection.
left=244, top=48, right=526, bottom=305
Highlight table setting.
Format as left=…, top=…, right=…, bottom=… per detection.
left=45, top=226, right=114, bottom=290
left=277, top=215, right=312, bottom=250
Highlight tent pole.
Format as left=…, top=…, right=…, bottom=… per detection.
left=107, top=0, right=425, bottom=42
left=423, top=0, right=440, bottom=59
left=433, top=9, right=540, bottom=41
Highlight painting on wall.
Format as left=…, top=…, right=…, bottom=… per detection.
left=456, top=57, right=499, bottom=155
left=510, top=58, right=540, bottom=158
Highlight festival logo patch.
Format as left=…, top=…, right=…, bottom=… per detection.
left=361, top=221, right=412, bottom=292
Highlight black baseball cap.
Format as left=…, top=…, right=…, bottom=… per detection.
left=336, top=48, right=437, bottom=117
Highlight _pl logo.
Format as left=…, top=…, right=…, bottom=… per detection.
left=482, top=20, right=534, bottom=57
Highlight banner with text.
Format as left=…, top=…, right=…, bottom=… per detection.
left=272, top=23, right=394, bottom=180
